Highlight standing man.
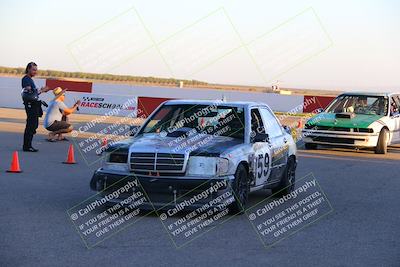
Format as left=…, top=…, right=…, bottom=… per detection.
left=21, top=62, right=50, bottom=152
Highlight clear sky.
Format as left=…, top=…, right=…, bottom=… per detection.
left=0, top=0, right=399, bottom=91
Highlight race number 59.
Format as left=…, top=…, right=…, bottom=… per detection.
left=256, top=152, right=270, bottom=180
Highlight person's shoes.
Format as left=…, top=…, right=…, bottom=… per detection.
left=23, top=147, right=39, bottom=152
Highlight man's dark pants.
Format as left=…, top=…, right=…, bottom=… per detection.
left=23, top=101, right=41, bottom=149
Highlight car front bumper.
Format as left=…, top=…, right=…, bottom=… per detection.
left=90, top=168, right=236, bottom=210
left=301, top=129, right=379, bottom=147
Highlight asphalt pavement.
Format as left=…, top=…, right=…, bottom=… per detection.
left=0, top=131, right=399, bottom=266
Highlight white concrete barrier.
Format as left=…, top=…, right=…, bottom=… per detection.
left=0, top=76, right=304, bottom=114
left=0, top=76, right=46, bottom=108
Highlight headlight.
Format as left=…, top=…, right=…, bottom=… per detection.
left=216, top=158, right=229, bottom=175
left=103, top=163, right=129, bottom=172
left=102, top=152, right=129, bottom=172
left=106, top=151, right=128, bottom=163
left=187, top=156, right=229, bottom=176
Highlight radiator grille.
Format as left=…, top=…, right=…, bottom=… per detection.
left=130, top=152, right=185, bottom=173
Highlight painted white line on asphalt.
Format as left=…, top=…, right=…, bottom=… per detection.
left=298, top=153, right=399, bottom=165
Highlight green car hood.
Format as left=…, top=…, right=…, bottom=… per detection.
left=306, top=113, right=384, bottom=128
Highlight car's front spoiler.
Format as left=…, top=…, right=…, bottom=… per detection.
left=90, top=169, right=235, bottom=210
left=301, top=129, right=379, bottom=147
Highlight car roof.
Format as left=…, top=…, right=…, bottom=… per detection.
left=340, top=92, right=395, bottom=97
left=163, top=99, right=268, bottom=108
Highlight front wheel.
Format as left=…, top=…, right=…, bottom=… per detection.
left=229, top=164, right=249, bottom=214
left=375, top=128, right=389, bottom=154
left=271, top=157, right=296, bottom=197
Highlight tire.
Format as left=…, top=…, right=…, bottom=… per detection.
left=304, top=143, right=317, bottom=149
left=271, top=157, right=296, bottom=197
left=229, top=164, right=249, bottom=214
left=375, top=128, right=389, bottom=154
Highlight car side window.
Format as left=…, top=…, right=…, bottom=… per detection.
left=259, top=108, right=283, bottom=138
left=251, top=109, right=265, bottom=136
left=390, top=96, right=399, bottom=116
left=396, top=96, right=400, bottom=109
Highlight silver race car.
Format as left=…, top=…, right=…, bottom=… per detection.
left=90, top=100, right=297, bottom=213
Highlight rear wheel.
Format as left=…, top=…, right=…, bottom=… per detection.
left=375, top=128, right=389, bottom=154
left=271, top=157, right=296, bottom=197
left=304, top=143, right=317, bottom=150
left=229, top=164, right=249, bottom=214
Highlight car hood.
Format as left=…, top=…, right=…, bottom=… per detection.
left=109, top=133, right=243, bottom=156
left=105, top=138, right=134, bottom=154
left=306, top=112, right=384, bottom=128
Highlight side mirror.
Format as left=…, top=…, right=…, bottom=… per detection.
left=129, top=125, right=139, bottom=136
left=314, top=108, right=324, bottom=114
left=253, top=132, right=269, bottom=143
left=282, top=125, right=291, bottom=134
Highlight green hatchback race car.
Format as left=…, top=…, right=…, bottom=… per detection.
left=302, top=92, right=400, bottom=154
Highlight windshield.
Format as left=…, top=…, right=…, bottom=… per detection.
left=140, top=104, right=245, bottom=140
left=325, top=95, right=388, bottom=116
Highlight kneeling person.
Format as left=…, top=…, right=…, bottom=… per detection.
left=44, top=87, right=80, bottom=141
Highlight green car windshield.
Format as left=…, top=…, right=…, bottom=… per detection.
left=325, top=95, right=388, bottom=116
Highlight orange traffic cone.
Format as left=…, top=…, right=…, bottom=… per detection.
left=7, top=151, right=22, bottom=173
left=297, top=119, right=303, bottom=129
left=102, top=137, right=108, bottom=148
left=63, top=144, right=76, bottom=164
left=96, top=137, right=108, bottom=156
